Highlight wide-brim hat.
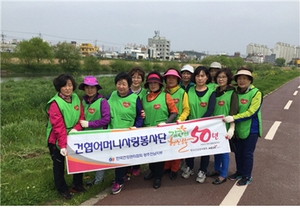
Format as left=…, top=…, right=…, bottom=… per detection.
left=78, top=76, right=102, bottom=90
left=144, top=73, right=163, bottom=89
left=233, top=70, right=253, bottom=82
left=209, top=62, right=222, bottom=70
left=163, top=68, right=181, bottom=81
left=181, top=64, right=194, bottom=74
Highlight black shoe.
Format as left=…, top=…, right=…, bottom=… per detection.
left=163, top=168, right=171, bottom=174
left=206, top=171, right=220, bottom=177
left=169, top=171, right=178, bottom=180
left=212, top=177, right=227, bottom=185
left=86, top=179, right=96, bottom=186
left=144, top=172, right=154, bottom=180
left=71, top=185, right=87, bottom=193
left=228, top=172, right=242, bottom=181
left=60, top=189, right=73, bottom=200
left=153, top=179, right=161, bottom=189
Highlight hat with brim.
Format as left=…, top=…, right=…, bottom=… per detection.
left=181, top=64, right=194, bottom=74
left=144, top=73, right=163, bottom=89
left=79, top=76, right=102, bottom=90
left=163, top=69, right=181, bottom=81
left=233, top=70, right=253, bottom=82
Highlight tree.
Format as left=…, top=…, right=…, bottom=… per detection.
left=83, top=56, right=101, bottom=72
left=14, top=37, right=53, bottom=66
left=53, top=41, right=81, bottom=72
left=275, top=58, right=286, bottom=67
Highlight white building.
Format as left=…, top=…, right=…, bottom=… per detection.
left=148, top=31, right=170, bottom=60
left=246, top=43, right=271, bottom=56
left=273, top=42, right=298, bottom=63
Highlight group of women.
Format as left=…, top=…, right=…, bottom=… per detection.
left=46, top=63, right=262, bottom=199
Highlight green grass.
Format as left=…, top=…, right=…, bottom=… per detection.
left=1, top=67, right=299, bottom=205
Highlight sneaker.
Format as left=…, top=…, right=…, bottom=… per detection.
left=179, top=160, right=187, bottom=171
left=132, top=168, right=140, bottom=176
left=196, top=170, right=206, bottom=183
left=59, top=189, right=73, bottom=200
left=111, top=182, right=123, bottom=194
left=228, top=172, right=243, bottom=181
left=71, top=185, right=86, bottom=193
left=124, top=173, right=131, bottom=182
left=181, top=167, right=194, bottom=179
left=236, top=176, right=252, bottom=186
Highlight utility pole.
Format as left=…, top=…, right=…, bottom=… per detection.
left=1, top=32, right=5, bottom=43
left=39, top=32, right=42, bottom=39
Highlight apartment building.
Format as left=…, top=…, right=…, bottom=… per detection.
left=80, top=43, right=98, bottom=56
left=148, top=31, right=170, bottom=60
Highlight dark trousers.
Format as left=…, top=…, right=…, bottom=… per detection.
left=115, top=167, right=128, bottom=185
left=48, top=143, right=83, bottom=192
left=185, top=155, right=210, bottom=173
left=234, top=133, right=258, bottom=178
left=149, top=161, right=165, bottom=179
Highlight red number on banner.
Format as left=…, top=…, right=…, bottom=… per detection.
left=190, top=126, right=211, bottom=143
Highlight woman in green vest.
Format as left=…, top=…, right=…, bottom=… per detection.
left=162, top=68, right=190, bottom=180
left=206, top=68, right=239, bottom=185
left=224, top=66, right=263, bottom=186
left=182, top=66, right=216, bottom=184
left=78, top=76, right=111, bottom=186
left=142, top=71, right=178, bottom=189
left=207, top=62, right=221, bottom=90
left=128, top=66, right=148, bottom=177
left=107, top=71, right=143, bottom=195
left=46, top=74, right=86, bottom=199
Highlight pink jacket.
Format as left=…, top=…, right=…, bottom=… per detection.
left=47, top=100, right=85, bottom=149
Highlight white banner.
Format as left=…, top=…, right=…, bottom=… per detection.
left=66, top=116, right=230, bottom=174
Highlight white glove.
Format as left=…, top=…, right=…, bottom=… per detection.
left=80, top=120, right=89, bottom=128
left=129, top=126, right=137, bottom=129
left=223, top=116, right=234, bottom=123
left=60, top=148, right=67, bottom=156
left=176, top=119, right=181, bottom=124
left=157, top=122, right=167, bottom=127
left=226, top=128, right=234, bottom=139
left=69, top=129, right=78, bottom=133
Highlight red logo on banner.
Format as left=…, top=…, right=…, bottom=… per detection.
left=123, top=102, right=130, bottom=107
left=218, top=101, right=225, bottom=106
left=240, top=99, right=248, bottom=104
left=153, top=104, right=161, bottom=109
left=88, top=108, right=95, bottom=114
left=74, top=105, right=79, bottom=111
left=200, top=102, right=207, bottom=107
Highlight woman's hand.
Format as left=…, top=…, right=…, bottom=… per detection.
left=80, top=120, right=89, bottom=128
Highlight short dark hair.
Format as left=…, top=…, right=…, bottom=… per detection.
left=144, top=71, right=164, bottom=89
left=215, top=68, right=233, bottom=85
left=53, top=74, right=77, bottom=92
left=192, top=66, right=211, bottom=84
left=128, top=66, right=145, bottom=82
left=115, top=71, right=132, bottom=87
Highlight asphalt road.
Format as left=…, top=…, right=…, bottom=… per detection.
left=81, top=77, right=300, bottom=206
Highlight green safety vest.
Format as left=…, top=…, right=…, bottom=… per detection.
left=46, top=93, right=81, bottom=148
left=82, top=97, right=104, bottom=130
left=107, top=91, right=137, bottom=129
left=137, top=88, right=148, bottom=101
left=213, top=90, right=234, bottom=130
left=188, top=86, right=214, bottom=120
left=142, top=91, right=169, bottom=127
left=206, top=83, right=219, bottom=91
left=169, top=87, right=185, bottom=122
left=235, top=88, right=262, bottom=139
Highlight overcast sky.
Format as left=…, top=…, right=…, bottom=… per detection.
left=1, top=0, right=299, bottom=55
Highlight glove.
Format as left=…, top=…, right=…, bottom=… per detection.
left=129, top=126, right=137, bottom=129
left=176, top=119, right=181, bottom=124
left=157, top=122, right=167, bottom=127
left=141, top=110, right=145, bottom=119
left=223, top=116, right=234, bottom=123
left=80, top=120, right=89, bottom=128
left=60, top=148, right=67, bottom=156
left=226, top=128, right=234, bottom=139
left=69, top=129, right=78, bottom=133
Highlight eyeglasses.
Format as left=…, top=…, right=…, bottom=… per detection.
left=217, top=76, right=227, bottom=79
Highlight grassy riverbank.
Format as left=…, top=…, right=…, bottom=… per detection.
left=1, top=68, right=299, bottom=205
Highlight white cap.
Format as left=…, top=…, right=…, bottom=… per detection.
left=209, top=62, right=222, bottom=69
left=181, top=64, right=194, bottom=74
